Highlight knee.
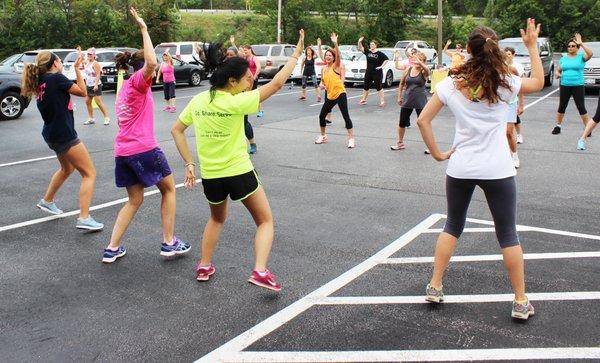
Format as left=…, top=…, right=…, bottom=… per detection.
left=81, top=165, right=96, bottom=180
left=60, top=164, right=75, bottom=176
left=443, top=219, right=464, bottom=239
left=129, top=194, right=144, bottom=208
left=210, top=213, right=227, bottom=225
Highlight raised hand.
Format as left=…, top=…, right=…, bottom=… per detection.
left=230, top=35, right=235, bottom=44
left=358, top=36, right=364, bottom=43
left=129, top=7, right=147, bottom=30
left=446, top=39, right=452, bottom=46
left=331, top=32, right=338, bottom=44
left=519, top=18, right=541, bottom=50
left=317, top=37, right=322, bottom=47
left=574, top=33, right=583, bottom=45
left=394, top=50, right=401, bottom=60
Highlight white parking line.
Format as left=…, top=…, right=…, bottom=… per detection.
left=0, top=155, right=56, bottom=168
left=214, top=348, right=600, bottom=362
left=381, top=251, right=600, bottom=264
left=523, top=87, right=559, bottom=110
left=0, top=179, right=200, bottom=233
left=196, top=215, right=600, bottom=362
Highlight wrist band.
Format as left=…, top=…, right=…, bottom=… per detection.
left=185, top=162, right=195, bottom=167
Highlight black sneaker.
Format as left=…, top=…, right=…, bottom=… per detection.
left=551, top=126, right=561, bottom=135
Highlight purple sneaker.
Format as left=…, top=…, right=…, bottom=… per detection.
left=512, top=299, right=535, bottom=320
left=160, top=237, right=191, bottom=257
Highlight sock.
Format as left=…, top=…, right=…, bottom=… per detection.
left=515, top=298, right=528, bottom=305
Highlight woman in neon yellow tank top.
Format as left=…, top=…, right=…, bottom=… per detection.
left=316, top=33, right=355, bottom=148
left=172, top=30, right=306, bottom=291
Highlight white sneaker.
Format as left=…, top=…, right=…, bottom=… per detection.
left=103, top=117, right=110, bottom=126
left=516, top=134, right=523, bottom=144
left=512, top=153, right=520, bottom=168
left=347, top=138, right=355, bottom=149
left=83, top=118, right=95, bottom=125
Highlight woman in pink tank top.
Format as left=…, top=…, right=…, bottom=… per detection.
left=156, top=51, right=177, bottom=112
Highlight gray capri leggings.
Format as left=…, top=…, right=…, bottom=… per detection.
left=443, top=175, right=519, bottom=248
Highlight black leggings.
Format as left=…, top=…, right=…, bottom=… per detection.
left=363, top=70, right=383, bottom=91
left=399, top=107, right=422, bottom=128
left=319, top=93, right=353, bottom=129
left=443, top=175, right=519, bottom=248
left=558, top=85, right=587, bottom=115
left=593, top=94, right=600, bottom=123
left=244, top=116, right=254, bottom=140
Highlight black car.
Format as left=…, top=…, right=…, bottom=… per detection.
left=0, top=72, right=30, bottom=120
left=101, top=58, right=205, bottom=89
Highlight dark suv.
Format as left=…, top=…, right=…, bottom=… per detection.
left=0, top=72, right=30, bottom=120
left=499, top=37, right=554, bottom=87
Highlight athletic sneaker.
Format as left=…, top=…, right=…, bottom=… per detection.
left=512, top=152, right=520, bottom=168
left=76, top=216, right=104, bottom=231
left=511, top=299, right=535, bottom=320
left=103, top=117, right=110, bottom=126
left=551, top=125, right=561, bottom=135
left=248, top=269, right=281, bottom=291
left=168, top=106, right=177, bottom=113
left=325, top=119, right=332, bottom=124
left=196, top=263, right=216, bottom=281
left=102, top=246, right=126, bottom=263
left=315, top=135, right=328, bottom=144
left=358, top=99, right=367, bottom=105
left=248, top=143, right=257, bottom=154
left=83, top=118, right=95, bottom=125
left=257, top=110, right=264, bottom=118
left=347, top=138, right=355, bottom=149
left=577, top=138, right=586, bottom=151
left=317, top=96, right=322, bottom=103
left=36, top=199, right=63, bottom=215
left=299, top=96, right=306, bottom=100
left=516, top=134, right=523, bottom=144
left=163, top=106, right=170, bottom=111
left=425, top=283, right=444, bottom=303
left=160, top=237, right=191, bottom=257
left=424, top=149, right=431, bottom=154
left=390, top=142, right=406, bottom=150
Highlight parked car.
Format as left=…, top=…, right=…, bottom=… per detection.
left=583, top=42, right=600, bottom=89
left=498, top=37, right=554, bottom=87
left=13, top=49, right=75, bottom=73
left=338, top=45, right=363, bottom=60
left=290, top=45, right=332, bottom=83
left=344, top=48, right=403, bottom=88
left=394, top=40, right=437, bottom=62
left=63, top=48, right=123, bottom=81
left=101, top=57, right=205, bottom=89
left=154, top=42, right=200, bottom=64
left=0, top=72, right=30, bottom=120
left=252, top=44, right=296, bottom=78
left=0, top=54, right=22, bottom=73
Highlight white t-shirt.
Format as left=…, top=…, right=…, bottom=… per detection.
left=508, top=62, right=525, bottom=104
left=435, top=75, right=522, bottom=180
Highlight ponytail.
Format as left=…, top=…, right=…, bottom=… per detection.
left=449, top=26, right=511, bottom=103
left=115, top=50, right=145, bottom=71
left=21, top=51, right=57, bottom=97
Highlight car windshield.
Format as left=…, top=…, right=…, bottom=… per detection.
left=252, top=45, right=269, bottom=56
left=0, top=54, right=20, bottom=66
left=64, top=52, right=79, bottom=63
left=20, top=53, right=38, bottom=63
left=381, top=50, right=394, bottom=60
left=395, top=41, right=411, bottom=49
left=340, top=52, right=355, bottom=61
left=587, top=43, right=600, bottom=58
left=498, top=41, right=530, bottom=56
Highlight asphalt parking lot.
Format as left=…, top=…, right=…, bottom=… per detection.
left=1, top=78, right=599, bottom=362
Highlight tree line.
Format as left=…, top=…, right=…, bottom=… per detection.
left=1, top=0, right=599, bottom=60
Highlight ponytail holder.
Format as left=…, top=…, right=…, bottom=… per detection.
left=485, top=37, right=492, bottom=42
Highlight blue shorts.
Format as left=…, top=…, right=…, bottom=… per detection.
left=115, top=147, right=172, bottom=188
left=507, top=102, right=517, bottom=123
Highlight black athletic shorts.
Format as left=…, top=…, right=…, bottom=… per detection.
left=201, top=169, right=261, bottom=204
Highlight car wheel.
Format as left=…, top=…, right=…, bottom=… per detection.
left=544, top=66, right=554, bottom=87
left=0, top=92, right=24, bottom=120
left=189, top=71, right=202, bottom=86
left=384, top=71, right=394, bottom=88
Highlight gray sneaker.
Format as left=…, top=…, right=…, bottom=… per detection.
left=512, top=299, right=535, bottom=320
left=36, top=199, right=63, bottom=215
left=76, top=216, right=104, bottom=231
left=425, top=283, right=444, bottom=303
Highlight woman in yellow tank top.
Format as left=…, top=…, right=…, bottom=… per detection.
left=443, top=39, right=466, bottom=69
left=316, top=33, right=355, bottom=148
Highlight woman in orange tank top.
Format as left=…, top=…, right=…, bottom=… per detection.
left=316, top=33, right=355, bottom=148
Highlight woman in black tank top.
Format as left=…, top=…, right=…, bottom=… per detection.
left=300, top=46, right=321, bottom=102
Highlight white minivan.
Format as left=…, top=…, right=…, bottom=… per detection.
left=154, top=42, right=201, bottom=64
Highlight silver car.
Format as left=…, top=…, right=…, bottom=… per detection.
left=583, top=42, right=600, bottom=89
left=252, top=44, right=296, bottom=79
left=499, top=37, right=554, bottom=87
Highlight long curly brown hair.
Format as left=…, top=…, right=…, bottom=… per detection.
left=449, top=26, right=511, bottom=103
left=21, top=51, right=57, bottom=97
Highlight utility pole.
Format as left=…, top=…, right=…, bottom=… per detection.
left=437, top=0, right=443, bottom=67
left=277, top=0, right=282, bottom=44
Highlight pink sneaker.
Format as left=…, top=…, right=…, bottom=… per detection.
left=358, top=99, right=367, bottom=105
left=196, top=263, right=216, bottom=281
left=168, top=106, right=177, bottom=113
left=248, top=269, right=281, bottom=291
left=163, top=106, right=170, bottom=111
left=315, top=135, right=328, bottom=144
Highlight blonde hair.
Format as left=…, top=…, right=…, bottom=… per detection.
left=162, top=52, right=173, bottom=65
left=21, top=51, right=58, bottom=97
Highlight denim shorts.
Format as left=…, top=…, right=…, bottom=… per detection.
left=86, top=84, right=103, bottom=97
left=115, top=147, right=172, bottom=188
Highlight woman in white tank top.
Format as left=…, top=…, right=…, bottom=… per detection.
left=83, top=48, right=110, bottom=125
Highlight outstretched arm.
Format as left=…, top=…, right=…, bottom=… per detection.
left=331, top=33, right=341, bottom=69
left=575, top=33, right=593, bottom=62
left=443, top=39, right=453, bottom=57
left=316, top=38, right=324, bottom=60
left=357, top=36, right=365, bottom=53
left=130, top=7, right=157, bottom=80
left=519, top=18, right=544, bottom=94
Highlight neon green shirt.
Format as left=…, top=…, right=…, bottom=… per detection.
left=179, top=89, right=260, bottom=179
